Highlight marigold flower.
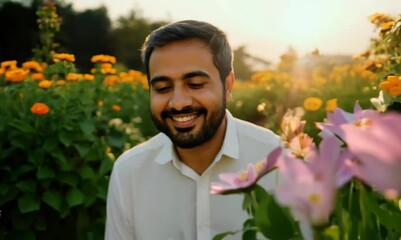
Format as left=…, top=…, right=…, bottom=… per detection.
left=0, top=68, right=4, bottom=75
left=379, top=75, right=401, bottom=97
left=5, top=68, right=29, bottom=82
left=112, top=104, right=121, bottom=111
left=91, top=54, right=116, bottom=64
left=1, top=60, right=17, bottom=70
left=325, top=98, right=338, bottom=112
left=83, top=74, right=94, bottom=81
left=53, top=53, right=75, bottom=62
left=31, top=102, right=50, bottom=115
left=22, top=61, right=43, bottom=72
left=38, top=80, right=53, bottom=89
left=104, top=75, right=119, bottom=86
left=98, top=101, right=104, bottom=107
left=101, top=67, right=116, bottom=75
left=30, top=73, right=45, bottom=81
left=66, top=73, right=82, bottom=81
left=56, top=80, right=66, bottom=85
left=380, top=21, right=396, bottom=34
left=303, top=97, right=323, bottom=111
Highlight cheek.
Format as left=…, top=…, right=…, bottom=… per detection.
left=150, top=95, right=166, bottom=114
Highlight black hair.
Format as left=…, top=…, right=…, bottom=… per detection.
left=141, top=20, right=233, bottom=84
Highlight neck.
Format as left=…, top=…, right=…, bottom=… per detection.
left=176, top=117, right=227, bottom=175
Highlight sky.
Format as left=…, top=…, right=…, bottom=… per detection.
left=65, top=0, right=401, bottom=63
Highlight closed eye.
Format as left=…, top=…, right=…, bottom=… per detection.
left=154, top=85, right=172, bottom=93
left=188, top=83, right=204, bottom=89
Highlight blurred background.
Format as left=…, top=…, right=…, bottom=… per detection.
left=1, top=0, right=401, bottom=79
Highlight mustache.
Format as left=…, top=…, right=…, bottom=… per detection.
left=161, top=107, right=207, bottom=119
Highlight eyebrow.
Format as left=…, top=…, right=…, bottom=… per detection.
left=150, top=70, right=210, bottom=85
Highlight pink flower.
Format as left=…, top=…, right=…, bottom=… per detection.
left=275, top=136, right=353, bottom=226
left=316, top=102, right=380, bottom=139
left=287, top=132, right=316, bottom=159
left=341, top=112, right=401, bottom=199
left=210, top=147, right=282, bottom=194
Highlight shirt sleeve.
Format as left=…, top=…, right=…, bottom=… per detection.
left=105, top=166, right=135, bottom=240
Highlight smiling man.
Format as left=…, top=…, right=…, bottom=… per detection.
left=105, top=20, right=281, bottom=240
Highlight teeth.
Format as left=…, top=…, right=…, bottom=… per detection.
left=173, top=115, right=196, bottom=122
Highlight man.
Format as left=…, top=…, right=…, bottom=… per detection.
left=105, top=20, right=281, bottom=240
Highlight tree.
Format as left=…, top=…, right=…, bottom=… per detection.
left=109, top=10, right=167, bottom=71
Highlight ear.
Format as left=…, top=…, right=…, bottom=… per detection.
left=224, top=71, right=235, bottom=101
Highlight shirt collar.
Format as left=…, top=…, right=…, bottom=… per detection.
left=154, top=109, right=240, bottom=165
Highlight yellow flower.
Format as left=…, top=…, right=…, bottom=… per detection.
left=303, top=97, right=323, bottom=111
left=83, top=74, right=94, bottom=81
left=31, top=102, right=50, bottom=115
left=91, top=54, right=116, bottom=64
left=112, top=104, right=121, bottom=111
left=98, top=101, right=104, bottom=107
left=101, top=67, right=116, bottom=75
left=30, top=73, right=45, bottom=81
left=53, top=53, right=75, bottom=62
left=5, top=68, right=29, bottom=82
left=38, top=80, right=53, bottom=89
left=1, top=60, right=17, bottom=70
left=380, top=20, right=396, bottom=34
left=104, top=75, right=119, bottom=86
left=56, top=80, right=66, bottom=85
left=325, top=98, right=338, bottom=112
left=66, top=73, right=82, bottom=81
left=22, top=61, right=43, bottom=72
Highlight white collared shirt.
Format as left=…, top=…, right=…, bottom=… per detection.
left=105, top=110, right=281, bottom=240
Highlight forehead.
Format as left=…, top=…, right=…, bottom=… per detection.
left=149, top=39, right=215, bottom=76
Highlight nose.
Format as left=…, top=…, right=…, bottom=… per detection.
left=168, top=87, right=193, bottom=111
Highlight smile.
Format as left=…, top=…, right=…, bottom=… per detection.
left=172, top=114, right=197, bottom=122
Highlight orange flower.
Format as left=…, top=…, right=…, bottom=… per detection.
left=5, top=68, right=29, bottom=82
left=66, top=73, right=82, bottom=81
left=380, top=20, right=396, bottom=34
left=56, top=80, right=66, bottom=85
left=31, top=102, right=50, bottom=115
left=91, top=54, right=117, bottom=64
left=112, top=104, right=121, bottom=111
left=104, top=75, right=119, bottom=86
left=325, top=98, right=338, bottom=112
left=53, top=53, right=75, bottom=62
left=303, top=97, right=323, bottom=111
left=83, top=74, right=94, bottom=81
left=38, top=80, right=53, bottom=89
left=380, top=75, right=401, bottom=97
left=1, top=60, right=17, bottom=70
left=98, top=101, right=104, bottom=107
left=30, top=73, right=45, bottom=81
left=22, top=61, right=43, bottom=72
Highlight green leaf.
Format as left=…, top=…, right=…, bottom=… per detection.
left=253, top=185, right=297, bottom=240
left=18, top=194, right=41, bottom=213
left=43, top=137, right=59, bottom=151
left=34, top=216, right=47, bottom=231
left=66, top=187, right=85, bottom=207
left=212, top=231, right=239, bottom=240
left=79, top=120, right=95, bottom=139
left=58, top=172, right=79, bottom=187
left=364, top=189, right=401, bottom=231
left=98, top=157, right=113, bottom=177
left=0, top=183, right=9, bottom=195
left=58, top=130, right=72, bottom=146
left=73, top=143, right=90, bottom=157
left=9, top=119, right=35, bottom=133
left=42, top=190, right=63, bottom=212
left=37, top=166, right=56, bottom=179
left=16, top=180, right=36, bottom=193
left=78, top=165, right=95, bottom=179
left=107, top=129, right=125, bottom=148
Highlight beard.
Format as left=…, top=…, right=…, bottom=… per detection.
left=151, top=102, right=226, bottom=149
